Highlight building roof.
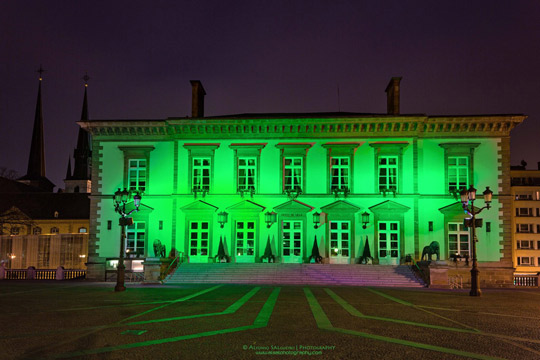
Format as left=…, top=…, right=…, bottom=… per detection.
left=0, top=192, right=90, bottom=220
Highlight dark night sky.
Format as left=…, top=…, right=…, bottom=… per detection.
left=1, top=1, right=539, bottom=189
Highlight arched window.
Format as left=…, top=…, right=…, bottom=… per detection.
left=54, top=211, right=59, bottom=218
left=50, top=227, right=59, bottom=234
left=33, top=227, right=42, bottom=235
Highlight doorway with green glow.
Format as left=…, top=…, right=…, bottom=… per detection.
left=189, top=221, right=210, bottom=263
left=281, top=220, right=303, bottom=263
left=234, top=220, right=256, bottom=262
left=378, top=221, right=400, bottom=265
left=329, top=221, right=350, bottom=264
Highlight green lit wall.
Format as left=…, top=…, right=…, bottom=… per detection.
left=93, top=134, right=505, bottom=265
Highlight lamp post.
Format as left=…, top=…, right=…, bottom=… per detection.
left=459, top=185, right=493, bottom=297
left=113, top=188, right=142, bottom=292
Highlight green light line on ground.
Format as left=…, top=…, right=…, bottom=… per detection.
left=303, top=288, right=332, bottom=328
left=51, top=287, right=280, bottom=359
left=127, top=287, right=261, bottom=325
left=305, top=288, right=506, bottom=360
left=119, top=284, right=223, bottom=323
left=324, top=288, right=476, bottom=334
left=367, top=288, right=480, bottom=332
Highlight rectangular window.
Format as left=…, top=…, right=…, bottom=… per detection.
left=189, top=221, right=209, bottom=257
left=128, top=159, right=147, bottom=193
left=518, top=240, right=532, bottom=249
left=330, top=157, right=350, bottom=191
left=235, top=221, right=255, bottom=257
left=378, top=156, right=398, bottom=192
left=238, top=157, right=256, bottom=192
left=378, top=221, right=399, bottom=258
left=448, top=222, right=470, bottom=257
left=516, top=224, right=532, bottom=233
left=192, top=157, right=211, bottom=191
left=516, top=193, right=533, bottom=200
left=284, top=157, right=303, bottom=191
left=126, top=221, right=145, bottom=256
left=517, top=257, right=535, bottom=266
left=448, top=156, right=468, bottom=191
left=516, top=208, right=532, bottom=217
left=282, top=220, right=302, bottom=257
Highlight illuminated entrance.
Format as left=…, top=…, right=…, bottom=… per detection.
left=282, top=220, right=302, bottom=263
left=235, top=221, right=256, bottom=262
left=378, top=221, right=399, bottom=265
left=189, top=221, right=209, bottom=263
left=330, top=221, right=350, bottom=264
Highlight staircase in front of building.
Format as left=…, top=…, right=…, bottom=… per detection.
left=165, top=263, right=425, bottom=287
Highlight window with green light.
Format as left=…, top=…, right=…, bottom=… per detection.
left=284, top=157, right=303, bottom=191
left=192, top=157, right=210, bottom=191
left=448, top=156, right=468, bottom=192
left=238, top=157, right=256, bottom=192
left=378, top=221, right=399, bottom=258
left=330, top=157, right=350, bottom=191
left=330, top=221, right=350, bottom=257
left=378, top=156, right=398, bottom=192
left=128, top=159, right=147, bottom=192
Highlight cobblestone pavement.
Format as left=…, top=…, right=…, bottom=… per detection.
left=1, top=281, right=539, bottom=359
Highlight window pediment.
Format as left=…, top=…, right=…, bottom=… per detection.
left=369, top=200, right=411, bottom=214
left=369, top=141, right=409, bottom=154
left=320, top=200, right=361, bottom=214
left=227, top=200, right=266, bottom=213
left=274, top=199, right=314, bottom=214
left=181, top=200, right=218, bottom=213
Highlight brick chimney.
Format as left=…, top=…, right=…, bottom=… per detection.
left=190, top=80, right=206, bottom=118
left=385, top=77, right=402, bottom=115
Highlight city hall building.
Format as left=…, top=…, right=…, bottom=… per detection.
left=81, top=78, right=525, bottom=286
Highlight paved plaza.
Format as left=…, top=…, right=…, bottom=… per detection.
left=1, top=281, right=540, bottom=359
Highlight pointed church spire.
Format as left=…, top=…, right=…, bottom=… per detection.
left=72, top=73, right=92, bottom=180
left=65, top=157, right=72, bottom=180
left=26, top=66, right=46, bottom=178
left=18, top=66, right=55, bottom=192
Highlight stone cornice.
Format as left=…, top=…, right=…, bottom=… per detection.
left=78, top=114, right=526, bottom=139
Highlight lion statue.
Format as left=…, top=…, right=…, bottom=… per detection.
left=153, top=239, right=166, bottom=258
left=421, top=241, right=440, bottom=261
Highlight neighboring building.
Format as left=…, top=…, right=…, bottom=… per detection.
left=511, top=164, right=540, bottom=274
left=80, top=78, right=526, bottom=286
left=0, top=73, right=90, bottom=270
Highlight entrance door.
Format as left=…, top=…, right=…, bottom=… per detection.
left=189, top=221, right=209, bottom=263
left=282, top=220, right=302, bottom=263
left=329, top=221, right=351, bottom=264
left=378, top=221, right=399, bottom=265
left=235, top=221, right=256, bottom=263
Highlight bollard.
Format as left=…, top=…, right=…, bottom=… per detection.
left=26, top=266, right=36, bottom=280
left=56, top=266, right=65, bottom=280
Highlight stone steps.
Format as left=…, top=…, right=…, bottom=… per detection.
left=165, top=263, right=425, bottom=287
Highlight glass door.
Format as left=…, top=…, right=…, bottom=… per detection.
left=282, top=220, right=302, bottom=263
left=235, top=221, right=256, bottom=262
left=330, top=221, right=351, bottom=264
left=189, top=221, right=209, bottom=263
left=378, top=221, right=399, bottom=265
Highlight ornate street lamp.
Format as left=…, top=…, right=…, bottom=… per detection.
left=312, top=212, right=321, bottom=229
left=265, top=211, right=277, bottom=228
left=113, top=188, right=142, bottom=292
left=461, top=185, right=492, bottom=297
left=217, top=211, right=228, bottom=229
left=361, top=211, right=370, bottom=229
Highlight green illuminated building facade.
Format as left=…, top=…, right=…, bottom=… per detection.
left=81, top=78, right=525, bottom=285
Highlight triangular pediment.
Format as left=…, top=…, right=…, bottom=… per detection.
left=439, top=202, right=480, bottom=214
left=0, top=206, right=31, bottom=221
left=227, top=200, right=265, bottom=213
left=274, top=200, right=314, bottom=214
left=180, top=200, right=218, bottom=213
left=320, top=200, right=361, bottom=214
left=369, top=200, right=410, bottom=214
